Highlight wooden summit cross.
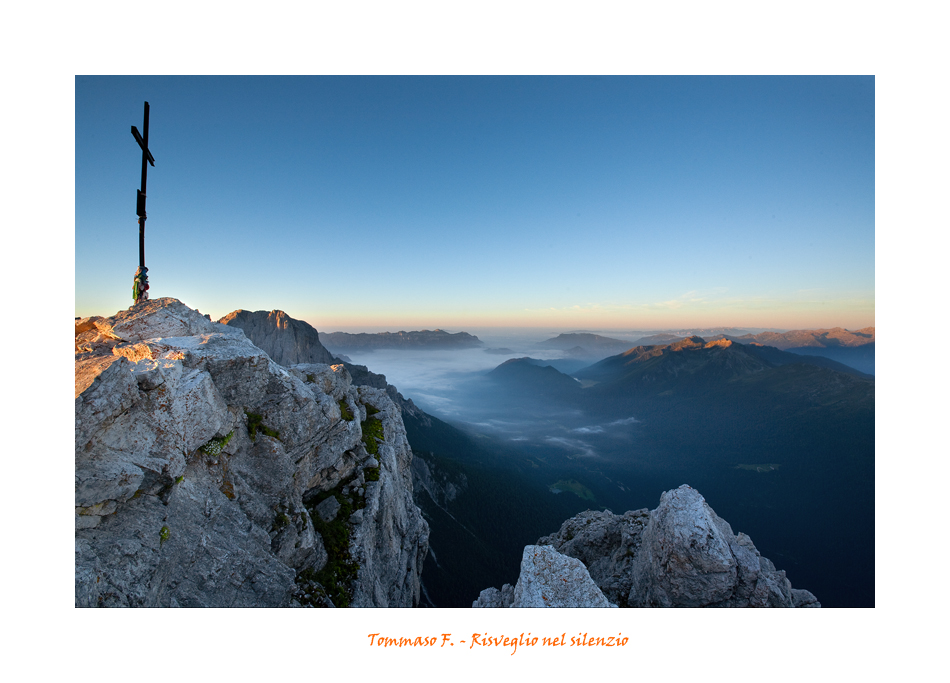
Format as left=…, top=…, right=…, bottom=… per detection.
left=131, top=101, right=155, bottom=303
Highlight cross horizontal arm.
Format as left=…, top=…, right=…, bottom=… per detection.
left=131, top=126, right=155, bottom=166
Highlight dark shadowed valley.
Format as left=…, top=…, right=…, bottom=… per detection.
left=342, top=327, right=875, bottom=607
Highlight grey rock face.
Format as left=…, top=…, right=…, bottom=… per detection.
left=348, top=387, right=430, bottom=608
left=315, top=496, right=341, bottom=522
left=342, top=362, right=432, bottom=428
left=411, top=455, right=467, bottom=508
left=512, top=546, right=615, bottom=608
left=537, top=508, right=649, bottom=606
left=626, top=485, right=818, bottom=607
left=480, top=485, right=819, bottom=608
left=76, top=298, right=427, bottom=607
left=473, top=585, right=514, bottom=608
left=472, top=546, right=614, bottom=608
left=214, top=308, right=433, bottom=458
left=628, top=486, right=745, bottom=607
left=219, top=309, right=338, bottom=366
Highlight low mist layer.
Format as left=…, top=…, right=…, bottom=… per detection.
left=349, top=331, right=874, bottom=607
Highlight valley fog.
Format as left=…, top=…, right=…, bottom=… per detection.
left=340, top=342, right=700, bottom=505
left=339, top=338, right=646, bottom=463
left=339, top=331, right=581, bottom=417
left=339, top=337, right=642, bottom=458
left=338, top=336, right=874, bottom=608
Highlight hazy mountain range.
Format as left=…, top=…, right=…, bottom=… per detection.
left=708, top=327, right=876, bottom=375
left=416, top=332, right=874, bottom=607
left=302, top=321, right=874, bottom=606
left=527, top=326, right=876, bottom=374
left=734, top=326, right=874, bottom=348
left=319, top=329, right=483, bottom=351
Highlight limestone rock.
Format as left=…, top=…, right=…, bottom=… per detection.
left=537, top=508, right=649, bottom=606
left=472, top=584, right=514, bottom=608
left=479, top=484, right=819, bottom=608
left=625, top=485, right=820, bottom=607
left=76, top=298, right=428, bottom=608
left=341, top=362, right=432, bottom=427
left=792, top=588, right=821, bottom=608
left=218, top=309, right=337, bottom=366
left=348, top=387, right=430, bottom=608
left=473, top=547, right=614, bottom=608
left=75, top=355, right=139, bottom=450
left=512, top=546, right=615, bottom=607
left=628, top=485, right=744, bottom=607
left=315, top=496, right=341, bottom=522
left=105, top=297, right=238, bottom=342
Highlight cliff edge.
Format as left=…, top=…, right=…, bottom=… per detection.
left=75, top=298, right=428, bottom=607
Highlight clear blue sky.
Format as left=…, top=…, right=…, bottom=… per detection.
left=76, top=76, right=874, bottom=332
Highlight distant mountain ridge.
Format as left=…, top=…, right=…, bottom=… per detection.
left=471, top=332, right=874, bottom=606
left=576, top=336, right=770, bottom=389
left=536, top=333, right=633, bottom=357
left=320, top=329, right=483, bottom=351
left=575, top=336, right=873, bottom=392
left=487, top=358, right=583, bottom=399
left=705, top=327, right=876, bottom=374
left=631, top=333, right=686, bottom=345
left=734, top=327, right=874, bottom=349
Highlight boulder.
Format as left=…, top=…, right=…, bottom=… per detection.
left=473, top=546, right=614, bottom=608
left=512, top=546, right=615, bottom=607
left=537, top=508, right=649, bottom=606
left=482, top=484, right=819, bottom=608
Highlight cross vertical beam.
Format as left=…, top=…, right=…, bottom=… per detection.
left=131, top=101, right=155, bottom=303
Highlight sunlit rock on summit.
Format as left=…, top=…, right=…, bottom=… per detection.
left=75, top=298, right=427, bottom=607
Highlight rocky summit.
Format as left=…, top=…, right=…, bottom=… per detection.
left=218, top=309, right=339, bottom=366
left=75, top=298, right=428, bottom=607
left=475, top=485, right=819, bottom=608
left=76, top=299, right=820, bottom=609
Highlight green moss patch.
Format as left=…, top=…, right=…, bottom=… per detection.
left=298, top=471, right=375, bottom=608
left=338, top=399, right=354, bottom=421
left=303, top=489, right=360, bottom=607
left=245, top=411, right=280, bottom=441
left=273, top=511, right=290, bottom=531
left=295, top=569, right=332, bottom=607
left=360, top=405, right=384, bottom=455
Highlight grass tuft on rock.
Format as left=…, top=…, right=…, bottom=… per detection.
left=360, top=404, right=384, bottom=455
left=201, top=430, right=234, bottom=456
